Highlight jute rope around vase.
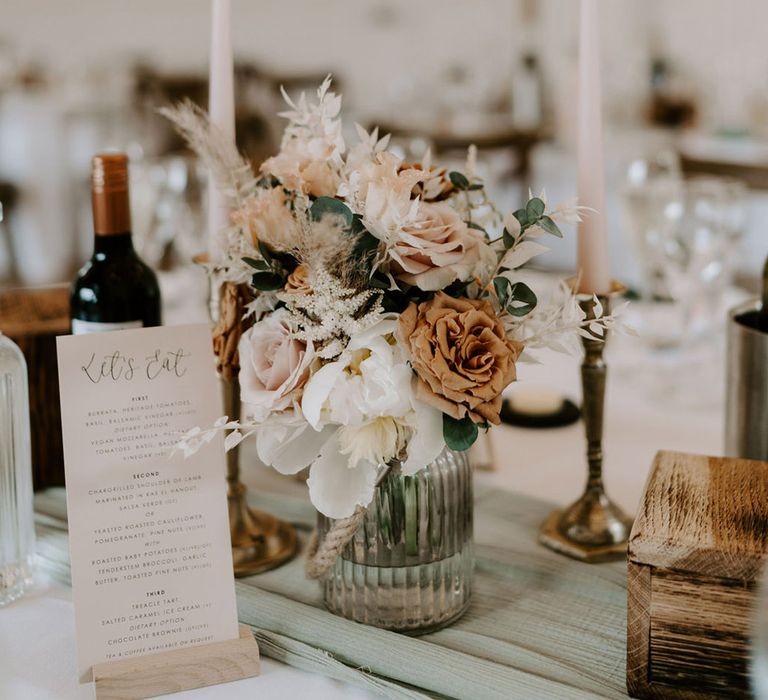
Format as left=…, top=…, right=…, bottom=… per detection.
left=304, top=464, right=394, bottom=579
left=305, top=505, right=368, bottom=579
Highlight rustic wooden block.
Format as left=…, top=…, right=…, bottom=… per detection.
left=627, top=451, right=768, bottom=699
left=92, top=624, right=260, bottom=700
left=0, top=285, right=70, bottom=490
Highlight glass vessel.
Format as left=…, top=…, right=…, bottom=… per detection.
left=621, top=174, right=747, bottom=407
left=0, top=333, right=35, bottom=606
left=318, top=447, right=473, bottom=633
left=623, top=175, right=747, bottom=346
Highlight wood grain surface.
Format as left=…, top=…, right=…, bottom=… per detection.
left=626, top=562, right=651, bottom=696
left=627, top=451, right=767, bottom=699
left=629, top=451, right=768, bottom=581
left=92, top=624, right=260, bottom=700
left=35, top=485, right=633, bottom=700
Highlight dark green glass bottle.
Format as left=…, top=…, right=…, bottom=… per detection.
left=70, top=153, right=161, bottom=334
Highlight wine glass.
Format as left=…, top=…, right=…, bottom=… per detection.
left=622, top=174, right=748, bottom=403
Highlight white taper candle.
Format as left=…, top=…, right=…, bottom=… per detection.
left=208, top=0, right=235, bottom=262
left=576, top=0, right=611, bottom=294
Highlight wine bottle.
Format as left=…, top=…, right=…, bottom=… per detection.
left=70, top=153, right=161, bottom=334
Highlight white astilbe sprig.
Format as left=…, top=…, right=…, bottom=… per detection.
left=284, top=266, right=384, bottom=359
left=159, top=100, right=258, bottom=212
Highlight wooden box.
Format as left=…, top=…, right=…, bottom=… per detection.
left=0, top=285, right=70, bottom=489
left=627, top=451, right=768, bottom=699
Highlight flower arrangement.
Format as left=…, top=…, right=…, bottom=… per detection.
left=165, top=77, right=621, bottom=520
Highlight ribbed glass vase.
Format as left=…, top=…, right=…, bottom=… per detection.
left=317, top=447, right=473, bottom=633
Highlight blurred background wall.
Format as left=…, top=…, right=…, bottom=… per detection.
left=4, top=0, right=766, bottom=132
left=0, top=0, right=766, bottom=306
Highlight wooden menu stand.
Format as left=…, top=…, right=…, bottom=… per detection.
left=92, top=625, right=260, bottom=700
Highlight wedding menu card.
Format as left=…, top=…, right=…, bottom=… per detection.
left=57, top=324, right=239, bottom=681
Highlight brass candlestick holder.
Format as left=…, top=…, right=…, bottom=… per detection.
left=539, top=281, right=633, bottom=562
left=221, top=376, right=297, bottom=577
left=198, top=255, right=298, bottom=577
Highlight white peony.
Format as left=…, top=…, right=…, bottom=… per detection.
left=259, top=318, right=444, bottom=519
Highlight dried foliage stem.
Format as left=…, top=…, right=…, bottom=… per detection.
left=158, top=101, right=258, bottom=212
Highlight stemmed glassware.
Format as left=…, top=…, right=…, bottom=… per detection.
left=622, top=169, right=748, bottom=403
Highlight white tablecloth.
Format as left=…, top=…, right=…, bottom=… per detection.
left=0, top=329, right=727, bottom=700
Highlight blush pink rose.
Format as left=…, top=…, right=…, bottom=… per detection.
left=239, top=308, right=314, bottom=420
left=390, top=201, right=492, bottom=291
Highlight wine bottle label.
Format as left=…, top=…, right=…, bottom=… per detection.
left=71, top=319, right=143, bottom=335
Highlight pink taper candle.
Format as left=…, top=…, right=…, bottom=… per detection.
left=208, top=0, right=235, bottom=262
left=576, top=0, right=611, bottom=294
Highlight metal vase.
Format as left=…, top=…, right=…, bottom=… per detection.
left=725, top=299, right=768, bottom=460
left=317, top=447, right=473, bottom=633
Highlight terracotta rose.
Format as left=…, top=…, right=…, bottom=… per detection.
left=398, top=292, right=523, bottom=425
left=284, top=263, right=312, bottom=294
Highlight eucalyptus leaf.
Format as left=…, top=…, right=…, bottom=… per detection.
left=526, top=197, right=545, bottom=220
left=354, top=231, right=380, bottom=259
left=310, top=196, right=353, bottom=225
left=493, top=276, right=511, bottom=308
left=538, top=215, right=563, bottom=238
left=443, top=278, right=472, bottom=298
left=512, top=208, right=529, bottom=227
left=257, top=241, right=274, bottom=262
left=251, top=271, right=285, bottom=291
left=350, top=213, right=367, bottom=235
left=449, top=171, right=470, bottom=190
left=502, top=228, right=515, bottom=249
left=243, top=256, right=270, bottom=271
left=369, top=274, right=391, bottom=290
left=442, top=414, right=478, bottom=451
left=504, top=281, right=538, bottom=317
left=468, top=183, right=484, bottom=191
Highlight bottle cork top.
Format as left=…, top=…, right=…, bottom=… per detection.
left=91, top=152, right=131, bottom=235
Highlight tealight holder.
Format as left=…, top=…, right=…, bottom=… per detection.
left=539, top=280, right=633, bottom=562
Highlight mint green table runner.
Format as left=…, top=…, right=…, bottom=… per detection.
left=34, top=486, right=629, bottom=700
